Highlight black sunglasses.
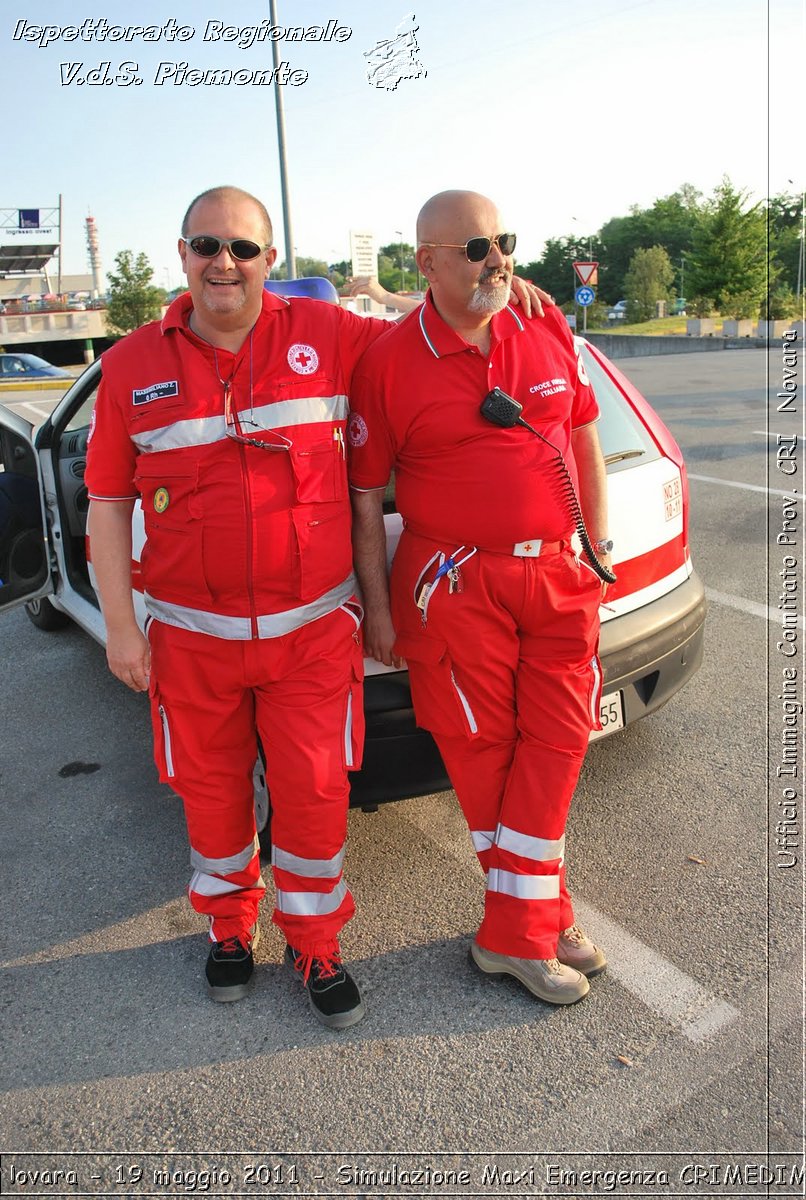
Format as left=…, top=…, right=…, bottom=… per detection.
left=182, top=235, right=271, bottom=262
left=419, top=233, right=517, bottom=262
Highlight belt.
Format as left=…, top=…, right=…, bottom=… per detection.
left=512, top=532, right=582, bottom=558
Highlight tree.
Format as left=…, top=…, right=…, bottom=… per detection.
left=521, top=233, right=605, bottom=305
left=767, top=190, right=804, bottom=296
left=623, top=246, right=675, bottom=322
left=598, top=186, right=704, bottom=303
left=105, top=250, right=165, bottom=336
left=687, top=179, right=767, bottom=318
left=378, top=242, right=417, bottom=293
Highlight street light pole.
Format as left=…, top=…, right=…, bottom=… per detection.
left=270, top=0, right=296, bottom=279
left=395, top=230, right=404, bottom=291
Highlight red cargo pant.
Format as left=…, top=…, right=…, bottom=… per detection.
left=147, top=605, right=364, bottom=953
left=391, top=529, right=602, bottom=960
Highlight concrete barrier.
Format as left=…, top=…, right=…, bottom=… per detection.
left=0, top=309, right=108, bottom=345
left=583, top=333, right=767, bottom=359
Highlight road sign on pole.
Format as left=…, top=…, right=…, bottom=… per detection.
left=575, top=286, right=595, bottom=306
left=573, top=261, right=599, bottom=286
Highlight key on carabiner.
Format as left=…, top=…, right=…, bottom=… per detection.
left=448, top=565, right=464, bottom=594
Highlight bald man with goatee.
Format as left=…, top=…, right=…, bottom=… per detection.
left=349, top=190, right=611, bottom=1006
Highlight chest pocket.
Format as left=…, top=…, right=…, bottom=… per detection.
left=289, top=437, right=346, bottom=504
left=134, top=461, right=203, bottom=533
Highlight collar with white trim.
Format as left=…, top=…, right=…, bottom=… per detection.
left=417, top=288, right=525, bottom=359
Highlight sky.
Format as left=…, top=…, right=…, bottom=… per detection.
left=2, top=0, right=802, bottom=291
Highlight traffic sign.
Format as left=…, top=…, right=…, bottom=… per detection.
left=573, top=261, right=599, bottom=286
left=575, top=286, right=595, bottom=307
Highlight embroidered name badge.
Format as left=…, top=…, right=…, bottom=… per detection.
left=287, top=343, right=319, bottom=375
left=132, top=380, right=179, bottom=406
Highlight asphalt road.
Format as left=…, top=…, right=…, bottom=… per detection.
left=0, top=348, right=802, bottom=1197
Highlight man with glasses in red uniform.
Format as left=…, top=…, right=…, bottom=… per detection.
left=85, top=185, right=389, bottom=1027
left=350, top=190, right=611, bottom=1007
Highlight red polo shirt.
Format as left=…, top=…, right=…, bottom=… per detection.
left=348, top=292, right=598, bottom=548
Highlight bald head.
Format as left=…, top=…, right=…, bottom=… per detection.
left=416, top=190, right=503, bottom=246
left=415, top=190, right=514, bottom=326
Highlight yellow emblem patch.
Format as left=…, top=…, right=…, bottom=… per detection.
left=153, top=487, right=170, bottom=513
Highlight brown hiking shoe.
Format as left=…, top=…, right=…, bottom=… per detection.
left=557, top=924, right=607, bottom=977
left=470, top=941, right=589, bottom=1005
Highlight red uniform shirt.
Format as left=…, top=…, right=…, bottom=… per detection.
left=348, top=293, right=598, bottom=548
left=86, top=290, right=388, bottom=634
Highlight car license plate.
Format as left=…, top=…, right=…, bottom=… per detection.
left=590, top=690, right=624, bottom=741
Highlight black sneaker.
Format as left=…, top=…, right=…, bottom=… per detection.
left=205, top=925, right=260, bottom=1002
left=285, top=944, right=366, bottom=1029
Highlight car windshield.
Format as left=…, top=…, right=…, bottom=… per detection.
left=577, top=344, right=659, bottom=470
left=19, top=354, right=55, bottom=370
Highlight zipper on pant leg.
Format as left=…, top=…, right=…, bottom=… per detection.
left=450, top=668, right=479, bottom=735
left=158, top=704, right=176, bottom=778
left=343, top=690, right=355, bottom=769
left=589, top=656, right=603, bottom=730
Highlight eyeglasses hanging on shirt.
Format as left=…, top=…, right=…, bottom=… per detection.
left=214, top=334, right=293, bottom=452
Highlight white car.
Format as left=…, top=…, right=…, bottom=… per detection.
left=0, top=333, right=705, bottom=809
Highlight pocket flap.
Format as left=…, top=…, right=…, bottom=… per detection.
left=393, top=630, right=448, bottom=666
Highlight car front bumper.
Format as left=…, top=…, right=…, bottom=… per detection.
left=350, top=571, right=707, bottom=809
left=598, top=569, right=707, bottom=727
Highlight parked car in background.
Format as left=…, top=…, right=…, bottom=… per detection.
left=0, top=353, right=73, bottom=382
left=608, top=299, right=628, bottom=321
left=0, top=288, right=705, bottom=821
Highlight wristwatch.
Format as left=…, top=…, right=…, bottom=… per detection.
left=594, top=537, right=614, bottom=555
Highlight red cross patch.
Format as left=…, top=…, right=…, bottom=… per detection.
left=287, top=342, right=319, bottom=375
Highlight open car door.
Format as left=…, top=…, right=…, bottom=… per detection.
left=0, top=406, right=54, bottom=615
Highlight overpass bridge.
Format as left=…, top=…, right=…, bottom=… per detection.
left=1, top=308, right=116, bottom=363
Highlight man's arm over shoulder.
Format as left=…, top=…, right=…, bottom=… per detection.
left=333, top=303, right=398, bottom=384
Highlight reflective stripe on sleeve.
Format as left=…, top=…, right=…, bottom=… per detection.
left=144, top=574, right=356, bottom=640
left=189, top=869, right=265, bottom=897
left=275, top=879, right=348, bottom=917
left=471, top=829, right=496, bottom=853
left=190, top=835, right=259, bottom=876
left=487, top=868, right=560, bottom=901
left=495, top=825, right=565, bottom=863
left=272, top=844, right=346, bottom=879
left=131, top=394, right=349, bottom=454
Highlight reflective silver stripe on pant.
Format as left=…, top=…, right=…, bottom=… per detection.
left=189, top=869, right=265, bottom=897
left=471, top=829, right=496, bottom=853
left=272, top=844, right=346, bottom=879
left=495, top=824, right=565, bottom=863
left=131, top=394, right=349, bottom=454
left=344, top=690, right=354, bottom=768
left=275, top=878, right=348, bottom=917
left=190, top=835, right=260, bottom=876
left=158, top=705, right=175, bottom=778
left=589, top=655, right=602, bottom=725
left=145, top=574, right=357, bottom=640
left=487, top=868, right=560, bottom=901
left=450, top=668, right=478, bottom=734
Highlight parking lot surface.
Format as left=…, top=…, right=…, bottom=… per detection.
left=0, top=349, right=801, bottom=1195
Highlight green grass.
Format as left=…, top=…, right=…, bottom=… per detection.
left=587, top=316, right=724, bottom=337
